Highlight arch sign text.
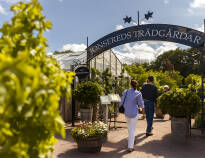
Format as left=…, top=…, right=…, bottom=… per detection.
left=87, top=24, right=205, bottom=61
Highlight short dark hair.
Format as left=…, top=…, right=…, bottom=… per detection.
left=131, top=80, right=138, bottom=89
left=148, top=76, right=154, bottom=82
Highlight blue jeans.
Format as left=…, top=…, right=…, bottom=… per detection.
left=144, top=101, right=154, bottom=133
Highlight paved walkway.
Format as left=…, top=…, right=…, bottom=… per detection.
left=53, top=114, right=205, bottom=158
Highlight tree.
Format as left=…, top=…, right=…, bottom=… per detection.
left=101, top=68, right=114, bottom=95
left=150, top=48, right=200, bottom=77
left=116, top=68, right=130, bottom=95
left=90, top=67, right=129, bottom=95
left=53, top=49, right=73, bottom=55
left=124, top=64, right=183, bottom=90
left=0, top=0, right=74, bottom=157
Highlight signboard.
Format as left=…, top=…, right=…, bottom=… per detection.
left=108, top=94, right=121, bottom=103
left=75, top=66, right=89, bottom=79
left=100, top=95, right=111, bottom=105
left=87, top=24, right=205, bottom=61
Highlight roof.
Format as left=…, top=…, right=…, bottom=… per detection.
left=53, top=51, right=87, bottom=71
left=52, top=49, right=123, bottom=71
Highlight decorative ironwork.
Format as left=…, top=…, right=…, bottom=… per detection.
left=123, top=16, right=132, bottom=23
left=72, top=59, right=81, bottom=68
left=75, top=66, right=89, bottom=79
left=145, top=11, right=153, bottom=20
left=123, top=11, right=153, bottom=25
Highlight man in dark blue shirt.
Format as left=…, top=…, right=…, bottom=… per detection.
left=141, top=76, right=158, bottom=137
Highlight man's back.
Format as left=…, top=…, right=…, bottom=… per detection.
left=141, top=84, right=158, bottom=102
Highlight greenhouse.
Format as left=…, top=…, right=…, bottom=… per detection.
left=53, top=49, right=129, bottom=77
left=53, top=49, right=129, bottom=122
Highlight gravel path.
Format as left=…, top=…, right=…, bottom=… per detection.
left=53, top=114, right=205, bottom=158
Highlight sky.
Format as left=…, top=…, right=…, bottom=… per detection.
left=0, top=0, right=205, bottom=64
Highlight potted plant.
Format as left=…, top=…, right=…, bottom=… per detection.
left=71, top=121, right=108, bottom=153
left=157, top=87, right=201, bottom=140
left=155, top=86, right=165, bottom=119
left=73, top=81, right=104, bottom=122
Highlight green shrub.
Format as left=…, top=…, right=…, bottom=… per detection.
left=157, top=88, right=201, bottom=117
left=184, top=74, right=201, bottom=86
left=73, top=81, right=104, bottom=109
left=124, top=64, right=183, bottom=90
left=193, top=113, right=202, bottom=128
left=0, top=0, right=74, bottom=157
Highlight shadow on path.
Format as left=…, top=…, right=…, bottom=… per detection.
left=153, top=119, right=169, bottom=123
left=134, top=134, right=205, bottom=158
left=55, top=128, right=75, bottom=143
left=56, top=133, right=146, bottom=158
left=57, top=131, right=205, bottom=158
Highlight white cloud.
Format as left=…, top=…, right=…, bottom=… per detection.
left=115, top=25, right=124, bottom=30
left=155, top=42, right=178, bottom=56
left=190, top=0, right=205, bottom=9
left=113, top=42, right=178, bottom=64
left=133, top=20, right=149, bottom=26
left=58, top=0, right=63, bottom=2
left=62, top=43, right=86, bottom=52
left=194, top=24, right=204, bottom=32
left=188, top=0, right=205, bottom=14
left=187, top=8, right=194, bottom=14
left=133, top=22, right=138, bottom=25
left=2, top=0, right=30, bottom=3
left=47, top=51, right=53, bottom=56
left=0, top=0, right=31, bottom=15
left=164, top=0, right=169, bottom=4
left=140, top=20, right=149, bottom=25
left=0, top=4, right=6, bottom=15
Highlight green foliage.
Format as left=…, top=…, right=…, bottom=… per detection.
left=157, top=88, right=201, bottom=117
left=150, top=48, right=200, bottom=77
left=91, top=67, right=102, bottom=84
left=91, top=67, right=129, bottom=95
left=90, top=67, right=129, bottom=118
left=115, top=68, right=130, bottom=95
left=169, top=71, right=183, bottom=87
left=91, top=67, right=113, bottom=94
left=108, top=105, right=115, bottom=116
left=184, top=74, right=203, bottom=98
left=102, top=68, right=114, bottom=94
left=0, top=0, right=74, bottom=158
left=53, top=49, right=73, bottom=55
left=193, top=113, right=203, bottom=128
left=124, top=65, right=147, bottom=88
left=73, top=81, right=104, bottom=109
left=71, top=121, right=108, bottom=140
left=124, top=64, right=183, bottom=90
left=184, top=74, right=201, bottom=86
left=155, top=71, right=182, bottom=89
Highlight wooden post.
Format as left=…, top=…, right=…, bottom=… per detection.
left=102, top=104, right=108, bottom=124
left=71, top=65, right=76, bottom=127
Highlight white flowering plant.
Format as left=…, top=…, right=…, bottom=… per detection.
left=71, top=121, right=108, bottom=140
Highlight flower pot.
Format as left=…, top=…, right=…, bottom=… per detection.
left=171, top=117, right=190, bottom=141
left=80, top=108, right=93, bottom=122
left=76, top=137, right=104, bottom=153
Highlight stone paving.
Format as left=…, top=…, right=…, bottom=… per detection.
left=53, top=114, right=205, bottom=158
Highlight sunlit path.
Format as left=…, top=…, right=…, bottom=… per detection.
left=54, top=114, right=205, bottom=158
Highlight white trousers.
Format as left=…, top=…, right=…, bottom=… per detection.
left=126, top=116, right=138, bottom=148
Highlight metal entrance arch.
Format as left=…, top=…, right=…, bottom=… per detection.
left=87, top=24, right=205, bottom=61
left=87, top=23, right=205, bottom=131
